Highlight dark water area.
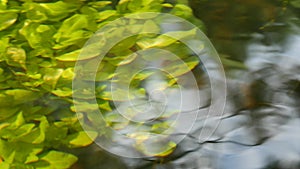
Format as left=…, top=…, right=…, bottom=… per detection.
left=72, top=1, right=300, bottom=169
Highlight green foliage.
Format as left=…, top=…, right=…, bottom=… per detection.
left=290, top=0, right=300, bottom=8
left=0, top=0, right=205, bottom=167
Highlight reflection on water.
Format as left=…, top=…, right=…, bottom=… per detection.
left=73, top=1, right=300, bottom=168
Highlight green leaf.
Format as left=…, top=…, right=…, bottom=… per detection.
left=25, top=145, right=44, bottom=164
left=45, top=125, right=68, bottom=142
left=104, top=111, right=130, bottom=130
left=23, top=3, right=48, bottom=22
left=42, top=68, right=64, bottom=90
left=96, top=10, right=117, bottom=22
left=142, top=20, right=160, bottom=33
left=0, top=139, right=43, bottom=164
left=81, top=62, right=116, bottom=82
left=25, top=154, right=39, bottom=164
left=0, top=89, right=39, bottom=106
left=54, top=31, right=92, bottom=49
left=97, top=99, right=112, bottom=111
left=137, top=29, right=197, bottom=49
left=5, top=47, right=26, bottom=69
left=0, top=37, right=9, bottom=61
left=88, top=1, right=112, bottom=9
left=132, top=69, right=155, bottom=81
left=0, top=11, right=18, bottom=31
left=0, top=140, right=15, bottom=163
left=170, top=4, right=193, bottom=18
left=5, top=89, right=38, bottom=103
left=76, top=39, right=106, bottom=60
left=151, top=121, right=171, bottom=133
left=117, top=0, right=163, bottom=13
left=61, top=68, right=74, bottom=80
left=164, top=56, right=200, bottom=77
left=162, top=3, right=173, bottom=8
left=161, top=42, right=193, bottom=59
left=0, top=123, right=35, bottom=141
left=99, top=87, right=145, bottom=101
left=51, top=87, right=72, bottom=97
left=0, top=162, right=10, bottom=169
left=136, top=36, right=175, bottom=49
left=53, top=14, right=96, bottom=49
left=40, top=1, right=79, bottom=21
left=0, top=107, right=19, bottom=121
left=109, top=36, right=137, bottom=55
left=66, top=131, right=98, bottom=148
left=55, top=49, right=81, bottom=61
left=105, top=53, right=138, bottom=66
left=71, top=101, right=98, bottom=112
left=19, top=22, right=56, bottom=49
left=37, top=151, right=77, bottom=169
left=17, top=117, right=49, bottom=144
left=23, top=2, right=79, bottom=22
left=138, top=140, right=176, bottom=157
left=11, top=112, right=25, bottom=128
left=80, top=6, right=98, bottom=19
left=140, top=48, right=179, bottom=61
left=0, top=0, right=7, bottom=9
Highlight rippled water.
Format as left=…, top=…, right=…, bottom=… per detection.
left=72, top=1, right=300, bottom=169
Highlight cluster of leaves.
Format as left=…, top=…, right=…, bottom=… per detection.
left=0, top=0, right=206, bottom=168
left=73, top=5, right=207, bottom=158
